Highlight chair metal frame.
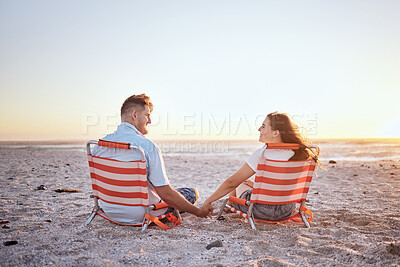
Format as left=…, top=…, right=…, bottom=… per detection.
left=84, top=140, right=181, bottom=231
left=217, top=143, right=318, bottom=230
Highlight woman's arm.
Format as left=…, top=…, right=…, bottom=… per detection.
left=242, top=179, right=254, bottom=188
left=204, top=163, right=255, bottom=205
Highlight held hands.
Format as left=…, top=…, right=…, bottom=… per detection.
left=196, top=202, right=214, bottom=218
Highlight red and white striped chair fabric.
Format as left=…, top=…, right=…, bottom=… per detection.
left=217, top=143, right=317, bottom=229
left=252, top=157, right=315, bottom=205
left=85, top=140, right=180, bottom=231
left=88, top=154, right=148, bottom=207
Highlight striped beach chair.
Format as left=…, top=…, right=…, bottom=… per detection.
left=85, top=140, right=181, bottom=231
left=217, top=143, right=318, bottom=229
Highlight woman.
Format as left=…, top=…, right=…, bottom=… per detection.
left=204, top=112, right=320, bottom=221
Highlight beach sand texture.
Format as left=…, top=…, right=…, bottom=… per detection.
left=0, top=145, right=399, bottom=266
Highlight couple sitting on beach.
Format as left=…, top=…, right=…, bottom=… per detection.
left=92, top=94, right=318, bottom=224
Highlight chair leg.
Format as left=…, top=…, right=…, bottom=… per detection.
left=248, top=216, right=256, bottom=230
left=216, top=198, right=229, bottom=219
left=247, top=203, right=256, bottom=230
left=141, top=220, right=149, bottom=232
left=84, top=211, right=97, bottom=226
left=85, top=197, right=99, bottom=226
left=300, top=212, right=311, bottom=228
left=141, top=208, right=150, bottom=232
left=300, top=201, right=311, bottom=228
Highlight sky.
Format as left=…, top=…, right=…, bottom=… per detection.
left=0, top=0, right=399, bottom=141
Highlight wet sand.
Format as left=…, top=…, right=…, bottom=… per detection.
left=0, top=147, right=399, bottom=266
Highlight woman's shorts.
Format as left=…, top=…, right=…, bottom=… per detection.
left=232, top=189, right=295, bottom=221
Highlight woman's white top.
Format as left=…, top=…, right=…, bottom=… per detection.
left=246, top=144, right=295, bottom=180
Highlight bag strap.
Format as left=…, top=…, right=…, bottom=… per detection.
left=144, top=213, right=181, bottom=230
left=299, top=205, right=313, bottom=222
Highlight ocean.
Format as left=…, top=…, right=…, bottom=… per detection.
left=1, top=139, right=400, bottom=162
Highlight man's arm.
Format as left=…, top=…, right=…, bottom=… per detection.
left=154, top=185, right=213, bottom=218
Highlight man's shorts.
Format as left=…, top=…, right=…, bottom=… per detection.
left=164, top=187, right=199, bottom=214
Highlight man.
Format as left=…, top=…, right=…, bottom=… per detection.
left=92, top=94, right=213, bottom=225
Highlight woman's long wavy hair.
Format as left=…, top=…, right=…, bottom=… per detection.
left=267, top=112, right=320, bottom=164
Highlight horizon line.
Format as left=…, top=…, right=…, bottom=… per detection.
left=1, top=137, right=400, bottom=145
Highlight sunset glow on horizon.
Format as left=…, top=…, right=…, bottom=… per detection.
left=1, top=1, right=399, bottom=141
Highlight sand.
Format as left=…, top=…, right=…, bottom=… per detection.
left=0, top=146, right=399, bottom=266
